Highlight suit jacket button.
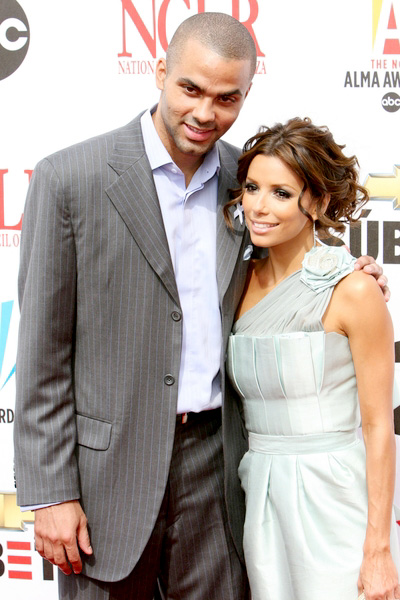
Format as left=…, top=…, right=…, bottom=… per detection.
left=171, top=311, right=182, bottom=322
left=164, top=374, right=175, bottom=386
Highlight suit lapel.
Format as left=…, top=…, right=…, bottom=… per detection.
left=106, top=122, right=246, bottom=307
left=216, top=142, right=246, bottom=303
left=105, top=117, right=179, bottom=306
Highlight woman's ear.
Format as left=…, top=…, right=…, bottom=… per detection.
left=320, top=194, right=330, bottom=215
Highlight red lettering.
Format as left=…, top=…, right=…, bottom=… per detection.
left=388, top=4, right=397, bottom=29
left=0, top=169, right=23, bottom=231
left=255, top=59, right=266, bottom=74
left=119, top=0, right=264, bottom=60
left=158, top=0, right=208, bottom=52
left=232, top=0, right=265, bottom=57
left=24, top=169, right=33, bottom=183
left=158, top=0, right=189, bottom=53
left=383, top=3, right=400, bottom=54
left=119, top=0, right=157, bottom=58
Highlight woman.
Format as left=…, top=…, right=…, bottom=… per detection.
left=225, top=117, right=400, bottom=600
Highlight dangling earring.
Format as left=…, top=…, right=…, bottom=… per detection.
left=313, top=220, right=317, bottom=247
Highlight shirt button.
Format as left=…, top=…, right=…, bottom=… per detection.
left=164, top=374, right=175, bottom=386
left=171, top=311, right=182, bottom=322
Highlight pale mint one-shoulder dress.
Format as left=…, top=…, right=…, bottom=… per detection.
left=227, top=245, right=400, bottom=600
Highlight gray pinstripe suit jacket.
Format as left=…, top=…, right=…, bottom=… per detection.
left=14, top=113, right=250, bottom=582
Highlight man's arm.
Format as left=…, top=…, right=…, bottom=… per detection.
left=14, top=157, right=87, bottom=572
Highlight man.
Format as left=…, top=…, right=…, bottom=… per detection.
left=14, top=11, right=385, bottom=600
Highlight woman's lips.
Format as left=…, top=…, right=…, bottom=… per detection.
left=250, top=221, right=279, bottom=234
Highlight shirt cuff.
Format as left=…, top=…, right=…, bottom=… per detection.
left=20, top=499, right=79, bottom=512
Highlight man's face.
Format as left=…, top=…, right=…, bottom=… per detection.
left=153, top=38, right=252, bottom=168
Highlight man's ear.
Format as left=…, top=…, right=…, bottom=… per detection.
left=244, top=82, right=252, bottom=100
left=155, top=58, right=167, bottom=91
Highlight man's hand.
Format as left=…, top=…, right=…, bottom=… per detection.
left=353, top=254, right=390, bottom=302
left=34, top=500, right=92, bottom=575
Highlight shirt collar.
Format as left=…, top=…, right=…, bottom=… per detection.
left=140, top=107, right=220, bottom=180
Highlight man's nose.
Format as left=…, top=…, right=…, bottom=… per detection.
left=192, top=98, right=215, bottom=125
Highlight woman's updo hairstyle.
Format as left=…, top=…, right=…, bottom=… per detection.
left=225, top=117, right=368, bottom=235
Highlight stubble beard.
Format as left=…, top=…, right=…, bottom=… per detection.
left=160, top=106, right=218, bottom=159
left=168, top=122, right=216, bottom=158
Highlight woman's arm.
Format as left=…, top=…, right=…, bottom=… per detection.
left=351, top=254, right=389, bottom=301
left=330, top=271, right=399, bottom=600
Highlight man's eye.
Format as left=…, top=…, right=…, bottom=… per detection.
left=184, top=86, right=197, bottom=94
left=220, top=95, right=236, bottom=104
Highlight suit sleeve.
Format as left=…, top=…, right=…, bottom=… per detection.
left=14, top=157, right=80, bottom=506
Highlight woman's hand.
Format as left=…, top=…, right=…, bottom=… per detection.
left=358, top=549, right=400, bottom=599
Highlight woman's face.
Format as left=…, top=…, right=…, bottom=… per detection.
left=242, top=154, right=315, bottom=249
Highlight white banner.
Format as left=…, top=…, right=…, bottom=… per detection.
left=1, top=0, right=399, bottom=596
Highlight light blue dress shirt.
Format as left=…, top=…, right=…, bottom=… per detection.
left=141, top=108, right=223, bottom=414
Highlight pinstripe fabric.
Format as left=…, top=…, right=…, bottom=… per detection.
left=217, top=144, right=252, bottom=565
left=58, top=411, right=249, bottom=600
left=14, top=114, right=250, bottom=584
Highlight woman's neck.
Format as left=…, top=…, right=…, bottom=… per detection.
left=257, top=232, right=315, bottom=291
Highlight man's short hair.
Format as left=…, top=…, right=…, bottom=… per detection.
left=166, top=12, right=257, bottom=78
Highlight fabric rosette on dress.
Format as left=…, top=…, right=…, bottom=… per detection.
left=300, top=245, right=356, bottom=293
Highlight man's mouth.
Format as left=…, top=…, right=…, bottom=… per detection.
left=184, top=123, right=215, bottom=142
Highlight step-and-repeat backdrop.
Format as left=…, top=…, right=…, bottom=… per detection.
left=0, top=0, right=399, bottom=597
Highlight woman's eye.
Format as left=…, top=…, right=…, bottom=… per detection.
left=244, top=183, right=258, bottom=193
left=275, top=188, right=291, bottom=199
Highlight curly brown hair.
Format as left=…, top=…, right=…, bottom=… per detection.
left=224, top=117, right=368, bottom=235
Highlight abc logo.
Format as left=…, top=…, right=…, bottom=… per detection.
left=381, top=92, right=400, bottom=113
left=0, top=0, right=29, bottom=81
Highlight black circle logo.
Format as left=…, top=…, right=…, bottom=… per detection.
left=381, top=92, right=400, bottom=113
left=0, top=0, right=30, bottom=81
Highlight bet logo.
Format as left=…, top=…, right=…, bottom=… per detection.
left=381, top=92, right=400, bottom=113
left=0, top=0, right=30, bottom=81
